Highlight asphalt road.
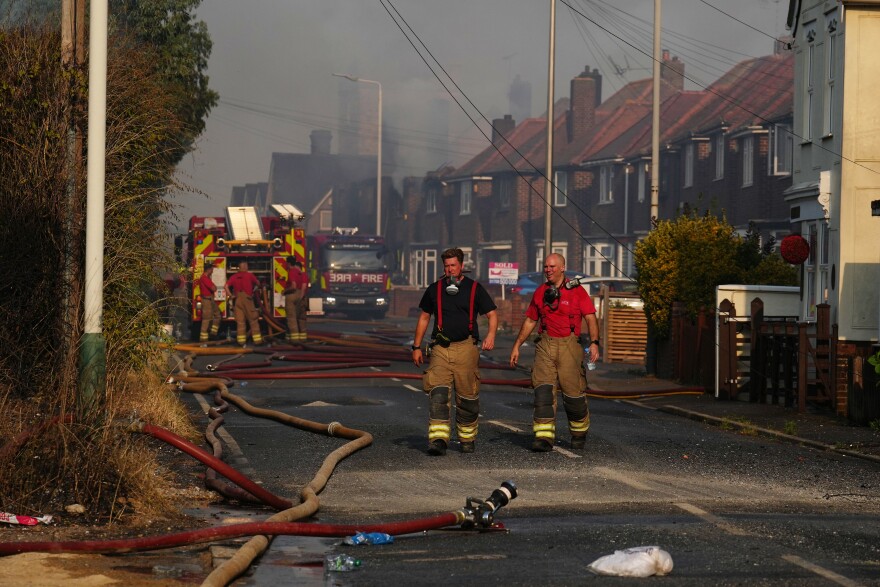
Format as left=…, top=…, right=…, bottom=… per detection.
left=179, top=317, right=880, bottom=586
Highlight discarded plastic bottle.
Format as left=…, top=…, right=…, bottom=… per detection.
left=324, top=553, right=361, bottom=572
left=344, top=531, right=394, bottom=545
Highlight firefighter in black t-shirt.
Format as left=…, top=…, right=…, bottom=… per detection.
left=411, top=248, right=498, bottom=456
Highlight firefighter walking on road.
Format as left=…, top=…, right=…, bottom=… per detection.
left=509, top=253, right=600, bottom=452
left=283, top=257, right=308, bottom=342
left=411, top=248, right=498, bottom=456
left=224, top=261, right=264, bottom=347
left=198, top=263, right=221, bottom=342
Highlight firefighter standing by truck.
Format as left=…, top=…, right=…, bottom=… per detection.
left=411, top=248, right=498, bottom=456
left=283, top=257, right=308, bottom=342
left=224, top=261, right=264, bottom=347
left=198, top=263, right=221, bottom=342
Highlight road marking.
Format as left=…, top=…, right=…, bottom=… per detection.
left=675, top=502, right=749, bottom=536
left=486, top=419, right=523, bottom=432
left=404, top=384, right=422, bottom=393
left=780, top=555, right=863, bottom=587
left=592, top=466, right=653, bottom=491
left=370, top=366, right=381, bottom=371
left=391, top=377, right=401, bottom=381
left=552, top=446, right=582, bottom=459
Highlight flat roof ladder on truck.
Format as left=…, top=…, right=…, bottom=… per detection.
left=227, top=206, right=264, bottom=241
left=271, top=204, right=305, bottom=222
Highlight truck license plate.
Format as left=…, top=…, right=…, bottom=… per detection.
left=348, top=298, right=366, bottom=304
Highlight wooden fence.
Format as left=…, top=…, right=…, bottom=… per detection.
left=717, top=299, right=834, bottom=411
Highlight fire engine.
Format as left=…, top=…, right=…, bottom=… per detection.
left=181, top=205, right=307, bottom=340
left=307, top=228, right=390, bottom=318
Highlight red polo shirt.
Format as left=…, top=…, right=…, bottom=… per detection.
left=227, top=270, right=260, bottom=296
left=198, top=273, right=216, bottom=297
left=527, top=283, right=596, bottom=337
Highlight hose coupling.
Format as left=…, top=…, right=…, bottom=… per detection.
left=327, top=421, right=342, bottom=436
left=460, top=480, right=517, bottom=529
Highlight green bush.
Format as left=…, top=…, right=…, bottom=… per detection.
left=634, top=210, right=798, bottom=338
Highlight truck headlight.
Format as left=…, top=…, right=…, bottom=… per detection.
left=325, top=297, right=336, bottom=305
left=376, top=298, right=387, bottom=306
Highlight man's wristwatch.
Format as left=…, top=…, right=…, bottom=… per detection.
left=411, top=345, right=421, bottom=351
left=590, top=340, right=600, bottom=346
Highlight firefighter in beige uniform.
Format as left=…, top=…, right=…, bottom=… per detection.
left=510, top=253, right=600, bottom=452
left=412, top=248, right=498, bottom=456
left=283, top=257, right=308, bottom=342
left=224, top=261, right=264, bottom=346
left=197, top=263, right=221, bottom=342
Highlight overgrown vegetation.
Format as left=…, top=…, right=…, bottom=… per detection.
left=0, top=8, right=212, bottom=521
left=634, top=208, right=799, bottom=338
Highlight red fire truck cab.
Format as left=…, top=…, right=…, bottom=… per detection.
left=307, top=228, right=390, bottom=318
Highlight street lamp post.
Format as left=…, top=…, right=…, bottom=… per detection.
left=333, top=74, right=382, bottom=236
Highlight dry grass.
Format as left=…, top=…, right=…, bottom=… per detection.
left=0, top=25, right=201, bottom=526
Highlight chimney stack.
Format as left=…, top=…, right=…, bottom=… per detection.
left=661, top=51, right=685, bottom=91
left=567, top=65, right=601, bottom=143
left=310, top=129, right=332, bottom=155
left=492, top=114, right=516, bottom=146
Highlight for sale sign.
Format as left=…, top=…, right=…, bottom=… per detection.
left=488, top=262, right=518, bottom=285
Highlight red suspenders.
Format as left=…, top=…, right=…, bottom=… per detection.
left=436, top=278, right=478, bottom=338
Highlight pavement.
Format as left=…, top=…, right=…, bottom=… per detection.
left=581, top=360, right=880, bottom=464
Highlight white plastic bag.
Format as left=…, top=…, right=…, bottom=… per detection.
left=587, top=545, right=673, bottom=577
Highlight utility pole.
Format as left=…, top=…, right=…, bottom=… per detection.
left=542, top=0, right=556, bottom=262
left=650, top=0, right=661, bottom=224
left=80, top=0, right=109, bottom=417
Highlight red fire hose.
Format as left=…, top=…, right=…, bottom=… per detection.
left=0, top=514, right=464, bottom=555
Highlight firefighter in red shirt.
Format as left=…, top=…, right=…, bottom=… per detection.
left=198, top=263, right=221, bottom=342
left=509, top=253, right=600, bottom=452
left=283, top=257, right=308, bottom=343
left=224, top=261, right=264, bottom=347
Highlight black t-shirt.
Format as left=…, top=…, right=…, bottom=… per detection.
left=418, top=276, right=496, bottom=342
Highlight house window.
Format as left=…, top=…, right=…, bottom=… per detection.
left=714, top=134, right=725, bottom=180
left=410, top=248, right=437, bottom=288
left=599, top=166, right=614, bottom=203
left=803, top=33, right=815, bottom=140
left=553, top=171, right=567, bottom=207
left=824, top=14, right=837, bottom=136
left=319, top=210, right=333, bottom=231
left=803, top=222, right=830, bottom=320
left=460, top=182, right=472, bottom=215
left=584, top=242, right=614, bottom=277
left=460, top=247, right=473, bottom=273
left=637, top=162, right=647, bottom=203
left=769, top=124, right=793, bottom=176
left=684, top=143, right=694, bottom=188
left=498, top=178, right=512, bottom=208
left=426, top=188, right=437, bottom=214
left=742, top=135, right=754, bottom=187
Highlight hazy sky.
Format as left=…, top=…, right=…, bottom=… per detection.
left=171, top=0, right=789, bottom=227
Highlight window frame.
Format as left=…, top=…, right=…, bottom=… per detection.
left=683, top=142, right=694, bottom=188
left=553, top=170, right=568, bottom=207
left=599, top=165, right=614, bottom=204
left=459, top=181, right=472, bottom=216
left=714, top=133, right=725, bottom=180
left=742, top=135, right=754, bottom=187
